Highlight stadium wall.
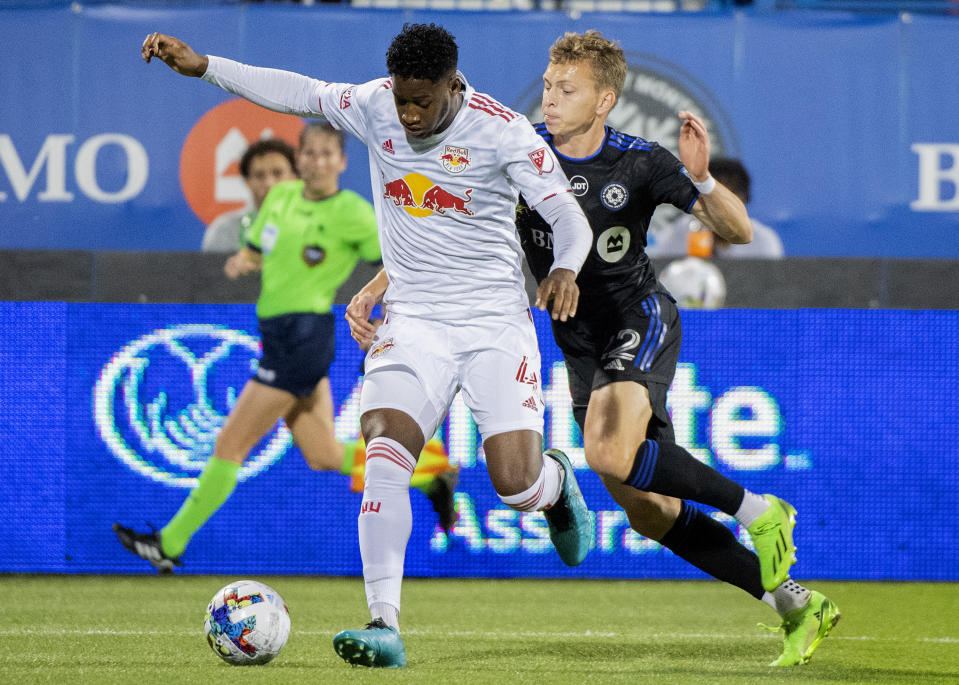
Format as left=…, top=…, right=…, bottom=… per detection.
left=1, top=301, right=956, bottom=580
left=3, top=251, right=959, bottom=309
left=1, top=5, right=958, bottom=256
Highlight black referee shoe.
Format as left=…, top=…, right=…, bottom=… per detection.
left=112, top=523, right=182, bottom=574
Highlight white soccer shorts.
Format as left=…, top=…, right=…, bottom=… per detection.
left=359, top=310, right=546, bottom=442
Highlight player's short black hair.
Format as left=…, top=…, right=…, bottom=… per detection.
left=386, top=23, right=458, bottom=82
left=239, top=138, right=296, bottom=179
left=709, top=158, right=751, bottom=204
left=299, top=122, right=346, bottom=153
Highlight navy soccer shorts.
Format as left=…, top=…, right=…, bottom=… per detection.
left=254, top=312, right=335, bottom=398
left=554, top=290, right=681, bottom=442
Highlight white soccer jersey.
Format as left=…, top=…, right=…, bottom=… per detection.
left=204, top=58, right=576, bottom=319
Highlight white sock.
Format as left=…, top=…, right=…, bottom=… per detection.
left=734, top=490, right=770, bottom=528
left=370, top=601, right=400, bottom=632
left=498, top=453, right=563, bottom=512
left=761, top=579, right=812, bottom=616
left=359, top=437, right=414, bottom=628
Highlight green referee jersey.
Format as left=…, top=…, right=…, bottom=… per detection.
left=246, top=181, right=380, bottom=319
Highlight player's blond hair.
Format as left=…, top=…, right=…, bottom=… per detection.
left=548, top=30, right=626, bottom=100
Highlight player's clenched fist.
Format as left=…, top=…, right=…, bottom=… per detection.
left=141, top=32, right=209, bottom=78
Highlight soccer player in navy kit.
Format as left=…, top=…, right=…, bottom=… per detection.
left=517, top=31, right=839, bottom=666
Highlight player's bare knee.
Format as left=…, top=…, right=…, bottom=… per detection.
left=484, top=430, right=544, bottom=497
left=360, top=408, right=424, bottom=456
left=583, top=436, right=632, bottom=482
left=488, top=452, right=541, bottom=498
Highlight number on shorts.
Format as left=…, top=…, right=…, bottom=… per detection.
left=605, top=329, right=641, bottom=361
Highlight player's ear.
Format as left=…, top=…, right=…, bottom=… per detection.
left=598, top=89, right=616, bottom=116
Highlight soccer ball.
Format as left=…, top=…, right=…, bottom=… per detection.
left=658, top=257, right=727, bottom=309
left=203, top=580, right=291, bottom=666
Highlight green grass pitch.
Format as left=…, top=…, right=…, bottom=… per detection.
left=2, top=575, right=957, bottom=684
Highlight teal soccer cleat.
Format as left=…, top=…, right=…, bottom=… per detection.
left=542, top=448, right=595, bottom=567
left=333, top=618, right=407, bottom=668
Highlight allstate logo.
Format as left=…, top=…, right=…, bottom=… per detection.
left=93, top=324, right=292, bottom=488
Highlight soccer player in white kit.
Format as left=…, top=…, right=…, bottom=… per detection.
left=142, top=23, right=596, bottom=668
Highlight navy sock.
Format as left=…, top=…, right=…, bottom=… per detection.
left=659, top=501, right=765, bottom=599
left=624, top=439, right=745, bottom=515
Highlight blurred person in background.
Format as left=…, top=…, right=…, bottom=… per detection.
left=202, top=137, right=297, bottom=252
left=114, top=122, right=458, bottom=574
left=647, top=157, right=784, bottom=260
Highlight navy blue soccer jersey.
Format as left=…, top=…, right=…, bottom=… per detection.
left=517, top=124, right=699, bottom=303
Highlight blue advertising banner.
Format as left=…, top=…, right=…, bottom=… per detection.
left=1, top=6, right=958, bottom=256
left=0, top=302, right=956, bottom=580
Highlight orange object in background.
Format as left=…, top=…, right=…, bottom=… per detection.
left=180, top=99, right=304, bottom=226
left=349, top=436, right=452, bottom=493
left=687, top=229, right=715, bottom=258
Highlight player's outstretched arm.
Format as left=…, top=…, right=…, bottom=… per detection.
left=142, top=32, right=326, bottom=118
left=678, top=110, right=752, bottom=245
left=141, top=33, right=208, bottom=77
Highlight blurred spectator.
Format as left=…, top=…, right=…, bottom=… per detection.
left=647, top=157, right=784, bottom=259
left=201, top=138, right=297, bottom=252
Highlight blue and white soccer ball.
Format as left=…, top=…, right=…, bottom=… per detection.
left=204, top=580, right=291, bottom=666
left=658, top=257, right=727, bottom=309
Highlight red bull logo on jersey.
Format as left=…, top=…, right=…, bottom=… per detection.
left=369, top=337, right=395, bottom=359
left=382, top=172, right=474, bottom=217
left=440, top=145, right=471, bottom=174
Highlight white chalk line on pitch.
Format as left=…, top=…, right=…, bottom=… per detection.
left=0, top=628, right=957, bottom=644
